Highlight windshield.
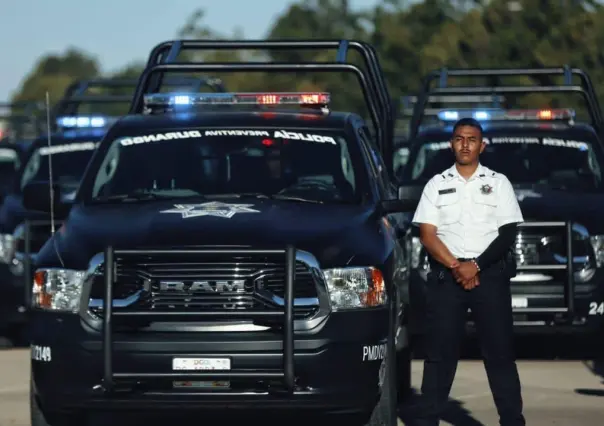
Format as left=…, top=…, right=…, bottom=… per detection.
left=20, top=141, right=98, bottom=192
left=404, top=135, right=604, bottom=192
left=88, top=128, right=362, bottom=204
left=0, top=148, right=20, bottom=193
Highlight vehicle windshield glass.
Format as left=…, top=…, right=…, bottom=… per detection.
left=405, top=135, right=604, bottom=192
left=89, top=128, right=362, bottom=204
left=0, top=147, right=19, bottom=172
left=20, top=141, right=98, bottom=192
left=0, top=148, right=20, bottom=192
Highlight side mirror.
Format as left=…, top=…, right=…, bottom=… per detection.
left=397, top=185, right=423, bottom=202
left=380, top=185, right=424, bottom=214
left=22, top=181, right=62, bottom=213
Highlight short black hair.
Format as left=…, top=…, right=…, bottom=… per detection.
left=452, top=117, right=483, bottom=136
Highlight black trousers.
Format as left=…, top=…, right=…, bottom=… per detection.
left=415, top=260, right=526, bottom=426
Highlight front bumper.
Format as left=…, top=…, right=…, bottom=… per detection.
left=31, top=308, right=389, bottom=415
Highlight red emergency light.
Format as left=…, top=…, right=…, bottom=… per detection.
left=144, top=92, right=331, bottom=107
left=438, top=108, right=575, bottom=122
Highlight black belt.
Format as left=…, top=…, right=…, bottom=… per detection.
left=428, top=257, right=476, bottom=271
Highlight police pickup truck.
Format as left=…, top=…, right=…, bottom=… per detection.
left=0, top=84, right=132, bottom=344
left=25, top=40, right=413, bottom=426
left=0, top=101, right=44, bottom=143
left=0, top=144, right=27, bottom=204
left=400, top=67, right=604, bottom=338
left=0, top=77, right=225, bottom=346
left=0, top=101, right=43, bottom=202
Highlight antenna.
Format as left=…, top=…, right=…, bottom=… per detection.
left=45, top=92, right=56, bottom=235
left=45, top=92, right=65, bottom=267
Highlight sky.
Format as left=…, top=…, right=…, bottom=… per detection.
left=1, top=0, right=379, bottom=101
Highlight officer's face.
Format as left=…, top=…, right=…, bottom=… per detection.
left=450, top=125, right=485, bottom=165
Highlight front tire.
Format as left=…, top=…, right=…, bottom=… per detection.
left=395, top=310, right=413, bottom=402
left=30, top=380, right=52, bottom=426
left=396, top=347, right=412, bottom=402
left=30, top=380, right=84, bottom=426
left=342, top=351, right=395, bottom=426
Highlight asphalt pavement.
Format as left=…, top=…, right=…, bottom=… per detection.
left=1, top=340, right=602, bottom=426
left=402, top=359, right=604, bottom=425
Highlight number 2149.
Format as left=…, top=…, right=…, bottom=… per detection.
left=31, top=345, right=52, bottom=362
left=588, top=302, right=604, bottom=316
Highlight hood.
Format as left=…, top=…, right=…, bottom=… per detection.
left=51, top=198, right=392, bottom=269
left=513, top=185, right=604, bottom=234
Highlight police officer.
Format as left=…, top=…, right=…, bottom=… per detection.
left=412, top=117, right=525, bottom=426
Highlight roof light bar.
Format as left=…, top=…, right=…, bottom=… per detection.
left=437, top=108, right=575, bottom=122
left=143, top=92, right=331, bottom=108
left=56, top=115, right=117, bottom=128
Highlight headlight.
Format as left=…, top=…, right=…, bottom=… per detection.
left=411, top=236, right=423, bottom=269
left=590, top=236, right=604, bottom=267
left=32, top=268, right=86, bottom=312
left=0, top=233, right=16, bottom=263
left=8, top=224, right=25, bottom=274
left=323, top=267, right=386, bottom=310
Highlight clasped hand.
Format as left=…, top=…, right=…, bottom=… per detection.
left=451, top=260, right=479, bottom=290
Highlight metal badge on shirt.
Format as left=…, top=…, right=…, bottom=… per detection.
left=479, top=184, right=493, bottom=195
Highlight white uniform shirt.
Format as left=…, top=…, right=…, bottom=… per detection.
left=412, top=163, right=524, bottom=258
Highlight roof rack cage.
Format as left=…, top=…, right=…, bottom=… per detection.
left=0, top=101, right=45, bottom=112
left=0, top=101, right=46, bottom=137
left=400, top=94, right=507, bottom=117
left=54, top=76, right=226, bottom=120
left=59, top=95, right=133, bottom=104
left=53, top=79, right=139, bottom=118
left=135, top=39, right=395, bottom=173
left=409, top=66, right=604, bottom=140
left=63, top=77, right=224, bottom=99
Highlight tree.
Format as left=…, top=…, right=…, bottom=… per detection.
left=15, top=2, right=604, bottom=135
left=167, top=8, right=262, bottom=92
left=418, top=0, right=604, bottom=121
left=109, top=63, right=146, bottom=81
left=263, top=1, right=375, bottom=115
left=11, top=48, right=100, bottom=107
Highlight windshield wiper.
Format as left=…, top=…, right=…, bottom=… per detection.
left=270, top=194, right=324, bottom=204
left=205, top=192, right=324, bottom=204
left=91, top=190, right=191, bottom=203
left=204, top=192, right=270, bottom=199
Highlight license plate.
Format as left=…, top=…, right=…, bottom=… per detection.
left=172, top=358, right=231, bottom=371
left=511, top=297, right=528, bottom=308
left=173, top=380, right=230, bottom=389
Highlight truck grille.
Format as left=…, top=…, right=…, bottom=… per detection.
left=88, top=252, right=320, bottom=320
left=514, top=225, right=591, bottom=267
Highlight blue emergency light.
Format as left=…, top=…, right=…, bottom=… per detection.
left=437, top=108, right=575, bottom=122
left=56, top=115, right=115, bottom=128
left=143, top=92, right=331, bottom=108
